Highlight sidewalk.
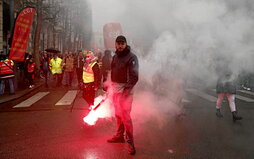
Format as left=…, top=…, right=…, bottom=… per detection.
left=0, top=79, right=44, bottom=104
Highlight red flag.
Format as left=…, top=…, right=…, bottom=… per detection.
left=103, top=22, right=123, bottom=51
left=9, top=7, right=35, bottom=61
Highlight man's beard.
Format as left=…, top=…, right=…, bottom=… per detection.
left=116, top=48, right=124, bottom=52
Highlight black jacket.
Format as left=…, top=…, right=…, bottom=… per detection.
left=111, top=46, right=139, bottom=90
left=216, top=73, right=236, bottom=94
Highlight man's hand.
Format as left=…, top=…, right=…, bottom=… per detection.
left=123, top=88, right=131, bottom=96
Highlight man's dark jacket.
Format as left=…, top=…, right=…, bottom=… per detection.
left=111, top=46, right=139, bottom=90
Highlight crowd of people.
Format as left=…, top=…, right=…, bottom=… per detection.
left=40, top=50, right=112, bottom=89
left=0, top=49, right=112, bottom=95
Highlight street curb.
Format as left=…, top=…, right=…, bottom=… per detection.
left=0, top=82, right=44, bottom=104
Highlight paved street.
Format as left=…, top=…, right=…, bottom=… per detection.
left=0, top=85, right=253, bottom=159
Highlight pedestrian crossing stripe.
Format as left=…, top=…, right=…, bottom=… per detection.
left=235, top=95, right=254, bottom=102
left=238, top=90, right=254, bottom=96
left=13, top=92, right=50, bottom=108
left=186, top=89, right=217, bottom=102
left=55, top=90, right=78, bottom=106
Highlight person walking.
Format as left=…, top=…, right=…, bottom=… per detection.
left=82, top=51, right=100, bottom=109
left=101, top=50, right=112, bottom=86
left=0, top=55, right=15, bottom=95
left=27, top=57, right=36, bottom=89
left=63, top=52, right=75, bottom=87
left=40, top=53, right=50, bottom=87
left=49, top=54, right=63, bottom=87
left=107, top=35, right=139, bottom=155
left=215, top=69, right=242, bottom=122
left=75, top=51, right=84, bottom=88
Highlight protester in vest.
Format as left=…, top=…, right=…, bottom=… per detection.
left=27, top=57, right=36, bottom=89
left=40, top=53, right=50, bottom=87
left=24, top=54, right=32, bottom=80
left=63, top=52, right=75, bottom=87
left=82, top=51, right=100, bottom=109
left=50, top=54, right=63, bottom=87
left=0, top=55, right=15, bottom=95
left=107, top=35, right=139, bottom=155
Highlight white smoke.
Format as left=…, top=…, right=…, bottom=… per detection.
left=89, top=0, right=254, bottom=126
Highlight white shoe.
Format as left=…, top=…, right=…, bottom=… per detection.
left=29, top=85, right=34, bottom=89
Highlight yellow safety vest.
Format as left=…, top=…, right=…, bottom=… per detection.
left=83, top=62, right=97, bottom=83
left=50, top=57, right=62, bottom=74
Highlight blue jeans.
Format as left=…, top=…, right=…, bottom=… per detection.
left=0, top=78, right=15, bottom=95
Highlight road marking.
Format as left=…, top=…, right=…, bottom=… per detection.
left=186, top=89, right=217, bottom=102
left=55, top=90, right=78, bottom=106
left=235, top=95, right=254, bottom=102
left=238, top=90, right=254, bottom=96
left=211, top=89, right=254, bottom=102
left=13, top=92, right=50, bottom=108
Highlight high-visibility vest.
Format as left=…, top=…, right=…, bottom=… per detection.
left=27, top=62, right=36, bottom=73
left=98, top=61, right=102, bottom=68
left=0, top=59, right=14, bottom=76
left=50, top=57, right=62, bottom=74
left=83, top=62, right=97, bottom=83
left=64, top=57, right=74, bottom=72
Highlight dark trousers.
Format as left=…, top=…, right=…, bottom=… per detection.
left=65, top=71, right=74, bottom=86
left=76, top=68, right=83, bottom=83
left=82, top=82, right=95, bottom=106
left=43, top=70, right=49, bottom=86
left=27, top=72, right=34, bottom=85
left=54, top=73, right=62, bottom=87
left=0, top=78, right=15, bottom=95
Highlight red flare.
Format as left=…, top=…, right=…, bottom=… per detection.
left=83, top=96, right=113, bottom=126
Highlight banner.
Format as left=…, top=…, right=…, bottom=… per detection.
left=9, top=7, right=35, bottom=61
left=103, top=22, right=123, bottom=51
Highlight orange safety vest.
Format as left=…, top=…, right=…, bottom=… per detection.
left=27, top=62, right=36, bottom=73
left=0, top=59, right=14, bottom=75
left=98, top=61, right=102, bottom=68
left=83, top=62, right=97, bottom=83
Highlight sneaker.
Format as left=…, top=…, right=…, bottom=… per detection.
left=107, top=135, right=125, bottom=143
left=128, top=143, right=136, bottom=155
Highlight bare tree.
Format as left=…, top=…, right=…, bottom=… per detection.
left=13, top=0, right=92, bottom=69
